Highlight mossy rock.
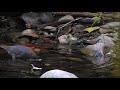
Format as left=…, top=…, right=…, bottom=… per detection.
left=80, top=48, right=95, bottom=56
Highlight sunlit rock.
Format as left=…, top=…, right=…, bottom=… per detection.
left=40, top=69, right=78, bottom=78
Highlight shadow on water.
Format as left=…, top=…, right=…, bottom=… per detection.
left=0, top=43, right=115, bottom=78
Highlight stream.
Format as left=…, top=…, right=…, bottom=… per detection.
left=0, top=42, right=118, bottom=78
left=0, top=12, right=120, bottom=78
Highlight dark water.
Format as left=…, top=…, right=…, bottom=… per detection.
left=0, top=12, right=120, bottom=78
left=0, top=43, right=116, bottom=78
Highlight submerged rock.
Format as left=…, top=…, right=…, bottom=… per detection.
left=40, top=69, right=78, bottom=78
left=44, top=26, right=57, bottom=32
left=86, top=42, right=105, bottom=62
left=85, top=34, right=116, bottom=65
left=0, top=45, right=38, bottom=59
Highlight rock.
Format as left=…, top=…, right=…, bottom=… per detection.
left=85, top=34, right=115, bottom=63
left=99, top=28, right=113, bottom=34
left=44, top=26, right=57, bottom=32
left=58, top=15, right=74, bottom=21
left=17, top=29, right=39, bottom=44
left=58, top=34, right=77, bottom=44
left=21, top=12, right=41, bottom=28
left=58, top=35, right=68, bottom=44
left=102, top=32, right=118, bottom=41
left=40, top=69, right=78, bottom=78
left=86, top=42, right=104, bottom=61
left=0, top=45, right=38, bottom=59
left=38, top=12, right=54, bottom=24
left=95, top=34, right=115, bottom=48
left=100, top=22, right=120, bottom=29
left=73, top=24, right=84, bottom=29
left=38, top=31, right=55, bottom=39
left=71, top=24, right=84, bottom=34
left=21, top=12, right=54, bottom=28
left=20, top=29, right=39, bottom=38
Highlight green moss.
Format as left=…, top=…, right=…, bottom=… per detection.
left=112, top=26, right=120, bottom=76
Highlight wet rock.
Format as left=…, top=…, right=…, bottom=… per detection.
left=0, top=45, right=38, bottom=59
left=19, top=29, right=39, bottom=38
left=44, top=26, right=57, bottom=32
left=38, top=12, right=54, bottom=24
left=63, top=25, right=73, bottom=34
left=99, top=28, right=113, bottom=34
left=58, top=35, right=68, bottom=44
left=85, top=33, right=116, bottom=64
left=58, top=34, right=77, bottom=44
left=21, top=12, right=54, bottom=28
left=102, top=32, right=118, bottom=41
left=40, top=69, right=78, bottom=78
left=38, top=31, right=55, bottom=39
left=17, top=29, right=39, bottom=44
left=58, top=15, right=74, bottom=21
left=74, top=24, right=84, bottom=29
left=95, top=34, right=115, bottom=48
left=71, top=24, right=84, bottom=34
left=100, top=22, right=120, bottom=29
left=86, top=42, right=104, bottom=61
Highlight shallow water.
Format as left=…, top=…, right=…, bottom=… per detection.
left=0, top=12, right=120, bottom=78
left=0, top=43, right=117, bottom=78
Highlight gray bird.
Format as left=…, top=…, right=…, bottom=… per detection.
left=0, top=45, right=38, bottom=60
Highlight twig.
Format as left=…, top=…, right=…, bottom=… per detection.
left=56, top=18, right=82, bottom=36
